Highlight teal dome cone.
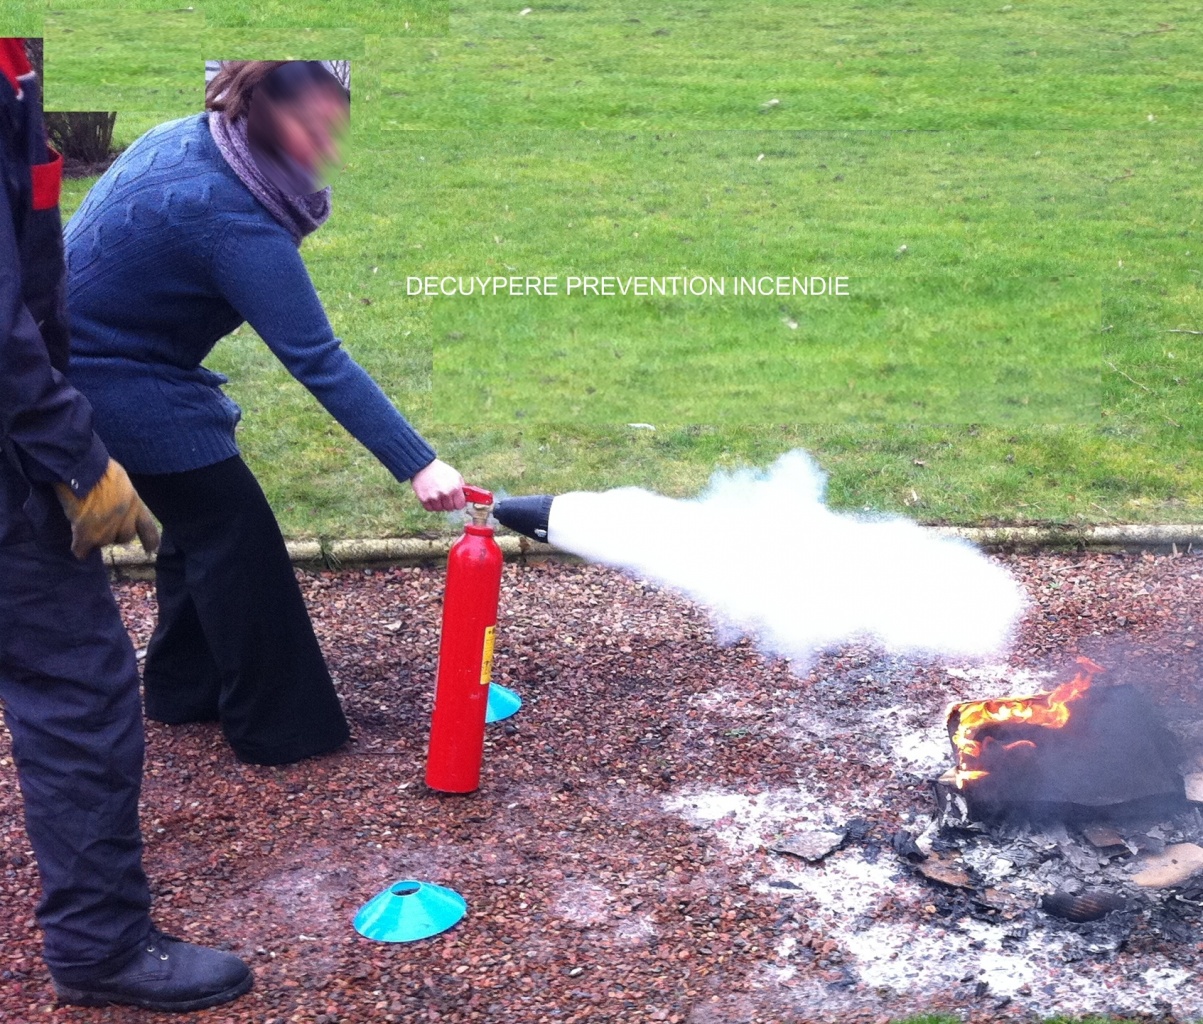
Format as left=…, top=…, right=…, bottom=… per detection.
left=485, top=683, right=522, bottom=723
left=354, top=880, right=466, bottom=942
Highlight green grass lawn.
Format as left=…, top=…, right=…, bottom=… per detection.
left=368, top=1, right=1203, bottom=131
left=418, top=127, right=1108, bottom=425
left=27, top=0, right=1203, bottom=537
left=2, top=0, right=447, bottom=38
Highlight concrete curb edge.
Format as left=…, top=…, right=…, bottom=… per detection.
left=103, top=524, right=1203, bottom=572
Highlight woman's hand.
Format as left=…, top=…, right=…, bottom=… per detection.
left=411, top=459, right=466, bottom=512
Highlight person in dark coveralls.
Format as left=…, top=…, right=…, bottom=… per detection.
left=0, top=38, right=252, bottom=1010
left=64, top=61, right=467, bottom=766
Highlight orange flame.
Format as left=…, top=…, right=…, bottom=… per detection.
left=949, top=657, right=1104, bottom=789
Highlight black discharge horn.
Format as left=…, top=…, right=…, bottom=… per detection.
left=492, top=494, right=555, bottom=542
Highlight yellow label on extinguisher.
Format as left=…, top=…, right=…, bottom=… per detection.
left=480, top=625, right=496, bottom=686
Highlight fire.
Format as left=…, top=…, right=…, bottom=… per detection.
left=949, top=657, right=1104, bottom=789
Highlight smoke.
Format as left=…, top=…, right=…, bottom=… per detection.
left=544, top=450, right=1026, bottom=667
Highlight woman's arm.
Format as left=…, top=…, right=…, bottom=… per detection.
left=211, top=217, right=448, bottom=490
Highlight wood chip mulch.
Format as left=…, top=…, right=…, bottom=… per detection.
left=0, top=549, right=1200, bottom=1023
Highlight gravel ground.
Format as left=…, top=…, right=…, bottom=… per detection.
left=0, top=549, right=1201, bottom=1024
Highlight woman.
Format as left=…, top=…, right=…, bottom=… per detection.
left=64, top=61, right=465, bottom=766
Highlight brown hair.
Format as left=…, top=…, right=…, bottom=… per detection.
left=205, top=61, right=291, bottom=121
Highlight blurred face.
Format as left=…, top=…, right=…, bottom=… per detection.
left=272, top=89, right=349, bottom=174
left=247, top=83, right=349, bottom=186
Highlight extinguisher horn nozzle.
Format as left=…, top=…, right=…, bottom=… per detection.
left=492, top=494, right=554, bottom=542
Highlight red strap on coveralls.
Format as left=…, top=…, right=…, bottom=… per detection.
left=0, top=38, right=32, bottom=95
left=31, top=148, right=62, bottom=210
left=0, top=39, right=62, bottom=210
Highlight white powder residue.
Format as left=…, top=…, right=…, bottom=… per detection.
left=552, top=880, right=613, bottom=927
left=614, top=913, right=658, bottom=945
left=890, top=727, right=953, bottom=775
left=662, top=786, right=824, bottom=852
left=766, top=850, right=900, bottom=921
left=946, top=663, right=1054, bottom=697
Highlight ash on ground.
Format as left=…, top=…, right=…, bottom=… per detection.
left=660, top=552, right=1203, bottom=1023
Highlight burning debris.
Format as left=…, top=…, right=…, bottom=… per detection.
left=949, top=656, right=1102, bottom=791
left=878, top=659, right=1203, bottom=1000
left=940, top=659, right=1186, bottom=823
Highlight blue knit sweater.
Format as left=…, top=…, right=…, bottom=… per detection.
left=64, top=113, right=436, bottom=480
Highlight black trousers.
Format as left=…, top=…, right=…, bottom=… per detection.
left=129, top=456, right=350, bottom=766
left=0, top=464, right=153, bottom=984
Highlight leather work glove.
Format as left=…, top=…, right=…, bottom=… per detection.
left=54, top=458, right=161, bottom=560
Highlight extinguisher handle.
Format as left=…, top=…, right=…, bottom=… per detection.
left=463, top=485, right=494, bottom=506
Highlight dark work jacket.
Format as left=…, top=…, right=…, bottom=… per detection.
left=0, top=55, right=109, bottom=546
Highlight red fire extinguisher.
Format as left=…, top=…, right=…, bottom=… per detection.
left=426, top=485, right=504, bottom=793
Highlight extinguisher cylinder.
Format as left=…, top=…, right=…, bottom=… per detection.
left=426, top=519, right=504, bottom=793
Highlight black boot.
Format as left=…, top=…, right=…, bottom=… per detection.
left=53, top=930, right=252, bottom=1012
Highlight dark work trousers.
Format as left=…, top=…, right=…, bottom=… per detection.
left=128, top=455, right=350, bottom=766
left=0, top=468, right=153, bottom=985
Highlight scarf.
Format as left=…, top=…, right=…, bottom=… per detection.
left=208, top=110, right=331, bottom=244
